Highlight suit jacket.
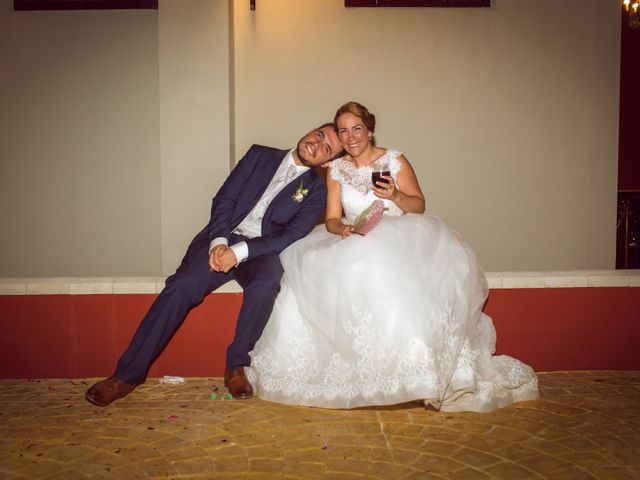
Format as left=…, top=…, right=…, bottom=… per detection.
left=206, top=144, right=327, bottom=260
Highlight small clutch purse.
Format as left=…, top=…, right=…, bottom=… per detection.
left=354, top=200, right=385, bottom=235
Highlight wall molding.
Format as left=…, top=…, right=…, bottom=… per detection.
left=1, top=270, right=638, bottom=295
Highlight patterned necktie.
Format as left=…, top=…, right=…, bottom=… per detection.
left=280, top=163, right=297, bottom=186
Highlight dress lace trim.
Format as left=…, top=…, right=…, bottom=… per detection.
left=329, top=149, right=404, bottom=222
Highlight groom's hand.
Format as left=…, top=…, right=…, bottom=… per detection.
left=209, top=244, right=228, bottom=272
left=217, top=248, right=238, bottom=273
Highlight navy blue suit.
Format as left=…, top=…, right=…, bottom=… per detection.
left=115, top=145, right=327, bottom=384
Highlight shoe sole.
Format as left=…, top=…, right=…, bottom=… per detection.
left=231, top=393, right=253, bottom=400
left=85, top=387, right=134, bottom=407
left=85, top=392, right=112, bottom=407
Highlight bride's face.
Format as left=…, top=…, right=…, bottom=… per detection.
left=336, top=112, right=371, bottom=158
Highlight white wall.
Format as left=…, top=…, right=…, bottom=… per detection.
left=158, top=0, right=231, bottom=275
left=0, top=0, right=232, bottom=277
left=0, top=0, right=621, bottom=276
left=233, top=0, right=620, bottom=271
left=0, top=2, right=162, bottom=276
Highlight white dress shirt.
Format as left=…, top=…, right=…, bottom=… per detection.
left=209, top=150, right=309, bottom=263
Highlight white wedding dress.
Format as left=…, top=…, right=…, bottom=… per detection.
left=247, top=149, right=539, bottom=412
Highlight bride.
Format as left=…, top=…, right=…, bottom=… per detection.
left=246, top=101, right=539, bottom=412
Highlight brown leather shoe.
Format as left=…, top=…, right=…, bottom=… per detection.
left=85, top=376, right=137, bottom=407
left=224, top=367, right=253, bottom=399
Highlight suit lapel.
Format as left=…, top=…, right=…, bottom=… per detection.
left=237, top=149, right=287, bottom=222
left=261, top=169, right=316, bottom=228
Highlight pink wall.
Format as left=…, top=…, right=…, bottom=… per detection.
left=0, top=288, right=638, bottom=379
left=485, top=288, right=639, bottom=371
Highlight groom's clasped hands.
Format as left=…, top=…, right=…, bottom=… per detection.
left=209, top=244, right=238, bottom=273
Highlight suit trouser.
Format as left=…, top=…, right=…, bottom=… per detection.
left=114, top=230, right=283, bottom=384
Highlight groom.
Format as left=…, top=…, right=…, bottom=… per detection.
left=85, top=123, right=343, bottom=406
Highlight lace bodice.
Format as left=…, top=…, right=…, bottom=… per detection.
left=329, top=149, right=404, bottom=223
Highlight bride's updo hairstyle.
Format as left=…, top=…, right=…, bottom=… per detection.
left=334, top=101, right=376, bottom=137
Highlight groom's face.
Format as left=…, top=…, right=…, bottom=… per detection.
left=295, top=126, right=342, bottom=167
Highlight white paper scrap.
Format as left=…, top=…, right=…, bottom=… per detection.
left=159, top=375, right=186, bottom=385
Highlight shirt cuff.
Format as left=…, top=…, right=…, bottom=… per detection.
left=209, top=237, right=228, bottom=254
left=229, top=241, right=249, bottom=263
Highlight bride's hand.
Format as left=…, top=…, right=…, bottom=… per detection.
left=326, top=217, right=355, bottom=238
left=372, top=175, right=398, bottom=201
left=341, top=225, right=356, bottom=238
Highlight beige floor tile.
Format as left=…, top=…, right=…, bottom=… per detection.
left=0, top=371, right=639, bottom=479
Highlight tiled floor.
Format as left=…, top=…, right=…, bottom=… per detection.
left=1, top=371, right=639, bottom=479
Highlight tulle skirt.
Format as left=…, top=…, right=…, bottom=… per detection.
left=247, top=214, right=538, bottom=411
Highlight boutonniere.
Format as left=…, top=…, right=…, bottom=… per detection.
left=292, top=181, right=309, bottom=203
